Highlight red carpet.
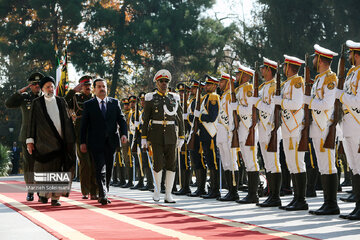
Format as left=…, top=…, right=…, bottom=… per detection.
left=0, top=181, right=316, bottom=240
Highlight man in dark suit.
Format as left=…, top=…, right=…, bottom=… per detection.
left=80, top=78, right=128, bottom=205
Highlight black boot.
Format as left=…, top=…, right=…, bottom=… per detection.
left=309, top=174, right=340, bottom=215
left=236, top=171, right=259, bottom=204
left=201, top=170, right=220, bottom=199
left=340, top=174, right=360, bottom=220
left=139, top=168, right=154, bottom=191
left=130, top=173, right=144, bottom=190
left=286, top=172, right=308, bottom=211
left=259, top=172, right=281, bottom=207
left=218, top=171, right=239, bottom=201
left=114, top=166, right=126, bottom=187
left=306, top=167, right=318, bottom=197
left=188, top=169, right=207, bottom=197
left=121, top=167, right=134, bottom=188
left=280, top=174, right=297, bottom=209
left=174, top=170, right=191, bottom=195
left=341, top=167, right=352, bottom=187
left=340, top=178, right=356, bottom=202
left=257, top=173, right=273, bottom=206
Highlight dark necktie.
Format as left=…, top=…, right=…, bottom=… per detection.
left=101, top=100, right=106, bottom=118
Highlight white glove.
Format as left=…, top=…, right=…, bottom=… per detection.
left=229, top=102, right=238, bottom=112
left=303, top=95, right=312, bottom=105
left=335, top=88, right=344, bottom=99
left=183, top=113, right=189, bottom=120
left=247, top=96, right=259, bottom=106
left=141, top=138, right=148, bottom=149
left=194, top=110, right=201, bottom=118
left=273, top=95, right=282, bottom=105
left=177, top=139, right=185, bottom=148
left=134, top=121, right=140, bottom=128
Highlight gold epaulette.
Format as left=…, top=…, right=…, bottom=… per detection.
left=347, top=66, right=356, bottom=77
left=208, top=92, right=220, bottom=101
left=268, top=82, right=276, bottom=96
left=324, top=72, right=337, bottom=85
left=243, top=84, right=253, bottom=97
left=290, top=76, right=304, bottom=89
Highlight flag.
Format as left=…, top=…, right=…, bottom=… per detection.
left=56, top=49, right=69, bottom=97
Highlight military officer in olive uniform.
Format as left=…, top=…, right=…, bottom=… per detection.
left=194, top=75, right=221, bottom=199
left=64, top=75, right=98, bottom=200
left=141, top=69, right=185, bottom=203
left=5, top=72, right=43, bottom=201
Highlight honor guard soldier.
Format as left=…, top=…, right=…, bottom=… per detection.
left=174, top=83, right=192, bottom=195
left=137, top=91, right=154, bottom=191
left=194, top=75, right=221, bottom=199
left=121, top=98, right=134, bottom=188
left=141, top=69, right=185, bottom=203
left=5, top=72, right=44, bottom=201
left=128, top=95, right=144, bottom=189
left=187, top=79, right=208, bottom=197
left=337, top=40, right=360, bottom=220
left=217, top=73, right=239, bottom=201
left=303, top=44, right=339, bottom=215
left=273, top=55, right=308, bottom=211
left=250, top=57, right=282, bottom=206
left=233, top=65, right=261, bottom=204
left=64, top=76, right=98, bottom=200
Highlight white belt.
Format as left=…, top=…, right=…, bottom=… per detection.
left=152, top=120, right=175, bottom=126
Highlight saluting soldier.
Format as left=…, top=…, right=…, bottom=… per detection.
left=216, top=73, right=239, bottom=201
left=337, top=40, right=360, bottom=220
left=141, top=69, right=185, bottom=203
left=250, top=58, right=282, bottom=207
left=232, top=65, right=260, bottom=204
left=5, top=72, right=44, bottom=201
left=303, top=44, right=339, bottom=215
left=193, top=75, right=221, bottom=199
left=64, top=75, right=98, bottom=200
left=174, top=83, right=192, bottom=195
left=273, top=55, right=308, bottom=211
left=187, top=80, right=207, bottom=197
left=120, top=98, right=134, bottom=188
left=128, top=95, right=144, bottom=189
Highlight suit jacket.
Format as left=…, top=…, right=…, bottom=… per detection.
left=27, top=96, right=76, bottom=169
left=80, top=97, right=127, bottom=153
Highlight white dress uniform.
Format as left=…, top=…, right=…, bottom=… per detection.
left=256, top=75, right=281, bottom=173
left=217, top=76, right=238, bottom=171
left=279, top=56, right=306, bottom=174
left=339, top=46, right=360, bottom=175
left=237, top=80, right=258, bottom=172
left=309, top=64, right=338, bottom=175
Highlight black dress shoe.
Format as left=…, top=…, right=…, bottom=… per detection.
left=98, top=197, right=111, bottom=205
left=51, top=200, right=61, bottom=206
left=26, top=193, right=34, bottom=201
left=82, top=195, right=88, bottom=199
left=39, top=196, right=48, bottom=204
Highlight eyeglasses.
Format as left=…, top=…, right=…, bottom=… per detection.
left=159, top=79, right=169, bottom=83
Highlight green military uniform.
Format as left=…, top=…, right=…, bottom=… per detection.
left=141, top=69, right=184, bottom=203
left=121, top=99, right=134, bottom=188
left=64, top=76, right=97, bottom=198
left=5, top=72, right=43, bottom=201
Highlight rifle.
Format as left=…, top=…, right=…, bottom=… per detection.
left=182, top=86, right=189, bottom=151
left=267, top=62, right=282, bottom=152
left=131, top=99, right=140, bottom=154
left=245, top=62, right=259, bottom=147
left=298, top=54, right=312, bottom=152
left=323, top=44, right=346, bottom=149
left=229, top=72, right=240, bottom=148
left=187, top=81, right=202, bottom=151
